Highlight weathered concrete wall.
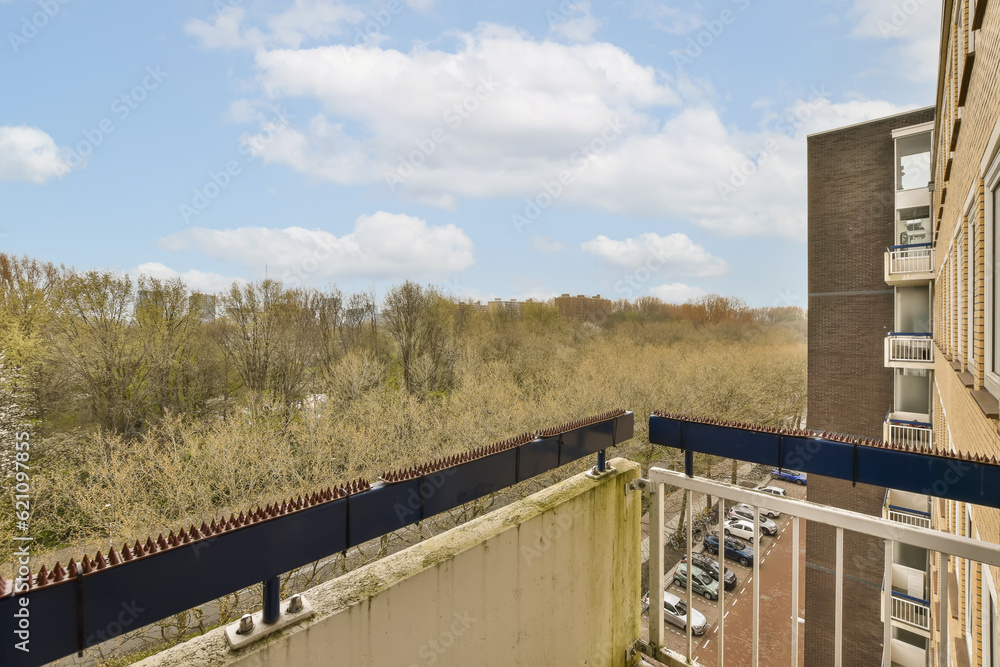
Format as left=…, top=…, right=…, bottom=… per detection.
left=136, top=458, right=641, bottom=667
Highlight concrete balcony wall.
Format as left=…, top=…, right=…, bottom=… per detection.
left=136, top=458, right=642, bottom=667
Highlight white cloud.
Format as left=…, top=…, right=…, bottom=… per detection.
left=0, top=125, right=73, bottom=183
left=403, top=0, right=435, bottom=11
left=128, top=262, right=245, bottom=294
left=185, top=10, right=919, bottom=240
left=157, top=212, right=474, bottom=280
left=649, top=282, right=704, bottom=304
left=626, top=1, right=702, bottom=35
left=185, top=1, right=364, bottom=51
left=228, top=99, right=259, bottom=123
left=581, top=232, right=728, bottom=278
left=532, top=236, right=566, bottom=252
left=848, top=0, right=941, bottom=82
left=549, top=2, right=602, bottom=43
left=185, top=7, right=260, bottom=50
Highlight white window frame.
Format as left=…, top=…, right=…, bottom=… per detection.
left=968, top=196, right=978, bottom=375
left=985, top=150, right=1000, bottom=396
left=987, top=570, right=999, bottom=667
left=959, top=231, right=966, bottom=367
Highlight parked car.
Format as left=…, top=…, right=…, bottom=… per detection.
left=681, top=552, right=738, bottom=591
left=758, top=485, right=788, bottom=499
left=724, top=518, right=763, bottom=543
left=736, top=498, right=780, bottom=519
left=642, top=590, right=709, bottom=635
left=771, top=469, right=807, bottom=485
left=703, top=533, right=755, bottom=566
left=728, top=504, right=779, bottom=535
left=673, top=562, right=720, bottom=600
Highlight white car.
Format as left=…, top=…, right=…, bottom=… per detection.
left=728, top=504, right=779, bottom=534
left=642, top=590, right=708, bottom=635
left=757, top=486, right=787, bottom=516
left=724, top=518, right=763, bottom=543
left=759, top=485, right=788, bottom=499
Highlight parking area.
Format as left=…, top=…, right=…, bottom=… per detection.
left=642, top=477, right=807, bottom=666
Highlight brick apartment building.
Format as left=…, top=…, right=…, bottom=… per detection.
left=807, top=106, right=936, bottom=666
left=807, top=1, right=1000, bottom=663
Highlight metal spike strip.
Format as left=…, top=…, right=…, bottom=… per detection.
left=379, top=410, right=624, bottom=482
left=22, top=411, right=624, bottom=592
left=650, top=411, right=989, bottom=465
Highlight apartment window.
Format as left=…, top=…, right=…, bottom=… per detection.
left=970, top=211, right=977, bottom=373
left=988, top=159, right=1000, bottom=396
left=958, top=233, right=965, bottom=365
left=989, top=586, right=999, bottom=667
left=896, top=132, right=932, bottom=190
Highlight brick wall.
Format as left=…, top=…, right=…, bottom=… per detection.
left=805, top=106, right=935, bottom=666
left=934, top=0, right=1000, bottom=662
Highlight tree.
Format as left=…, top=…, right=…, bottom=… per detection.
left=54, top=270, right=149, bottom=435
left=383, top=281, right=433, bottom=393
left=135, top=276, right=197, bottom=417
left=216, top=280, right=283, bottom=395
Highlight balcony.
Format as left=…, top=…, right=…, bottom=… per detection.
left=885, top=333, right=934, bottom=369
left=884, top=489, right=932, bottom=529
left=891, top=636, right=929, bottom=667
left=885, top=244, right=934, bottom=286
left=884, top=414, right=933, bottom=450
left=10, top=414, right=1000, bottom=667
left=890, top=591, right=931, bottom=632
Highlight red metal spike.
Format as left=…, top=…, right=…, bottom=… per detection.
left=35, top=565, right=48, bottom=586
left=132, top=540, right=144, bottom=557
left=67, top=559, right=78, bottom=577
left=201, top=521, right=212, bottom=536
left=120, top=545, right=133, bottom=562
left=108, top=549, right=122, bottom=566
left=145, top=537, right=157, bottom=554
left=178, top=528, right=190, bottom=544
left=188, top=525, right=201, bottom=540
left=94, top=551, right=108, bottom=570
left=51, top=562, right=67, bottom=583
left=209, top=520, right=219, bottom=534
left=81, top=555, right=93, bottom=574
left=156, top=534, right=169, bottom=550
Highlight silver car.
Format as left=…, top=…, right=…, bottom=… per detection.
left=643, top=590, right=709, bottom=635
left=728, top=504, right=779, bottom=534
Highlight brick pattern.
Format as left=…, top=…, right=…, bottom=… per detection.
left=807, top=106, right=935, bottom=667
left=933, top=2, right=1000, bottom=660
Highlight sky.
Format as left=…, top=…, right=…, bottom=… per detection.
left=0, top=0, right=942, bottom=307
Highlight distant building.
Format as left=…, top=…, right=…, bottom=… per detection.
left=189, top=293, right=217, bottom=322
left=554, top=294, right=612, bottom=322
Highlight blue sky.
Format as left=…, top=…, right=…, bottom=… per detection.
left=0, top=0, right=941, bottom=307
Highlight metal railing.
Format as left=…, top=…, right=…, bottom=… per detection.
left=0, top=412, right=635, bottom=667
left=890, top=591, right=931, bottom=632
left=885, top=333, right=934, bottom=363
left=886, top=421, right=934, bottom=450
left=887, top=506, right=932, bottom=529
left=887, top=244, right=933, bottom=274
left=642, top=467, right=1000, bottom=667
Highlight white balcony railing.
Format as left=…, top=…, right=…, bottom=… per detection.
left=886, top=421, right=933, bottom=450
left=887, top=244, right=933, bottom=275
left=885, top=334, right=934, bottom=364
left=640, top=469, right=1000, bottom=667
left=888, top=507, right=932, bottom=529
left=891, top=592, right=931, bottom=631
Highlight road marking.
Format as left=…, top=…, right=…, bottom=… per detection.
left=724, top=610, right=730, bottom=619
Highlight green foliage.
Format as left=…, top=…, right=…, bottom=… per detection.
left=0, top=253, right=807, bottom=580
